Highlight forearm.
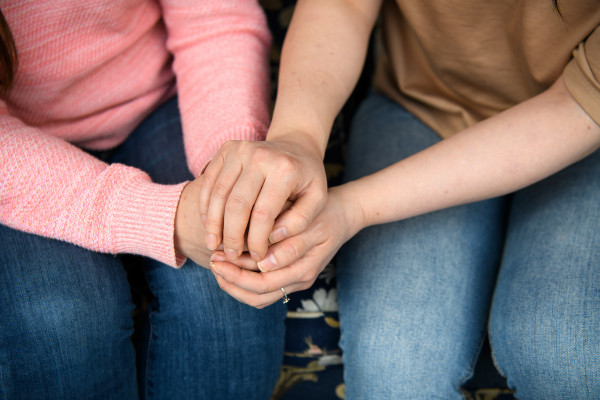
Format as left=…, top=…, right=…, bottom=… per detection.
left=195, top=1, right=381, bottom=259
left=267, top=0, right=381, bottom=155
left=160, top=0, right=272, bottom=176
left=0, top=116, right=186, bottom=267
left=344, top=76, right=600, bottom=230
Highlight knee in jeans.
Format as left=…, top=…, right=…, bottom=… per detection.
left=341, top=323, right=471, bottom=399
left=15, top=287, right=133, bottom=347
left=340, top=319, right=430, bottom=377
left=490, top=311, right=599, bottom=397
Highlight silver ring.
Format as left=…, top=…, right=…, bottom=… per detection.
left=280, top=287, right=290, bottom=304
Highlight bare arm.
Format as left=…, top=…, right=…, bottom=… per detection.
left=267, top=0, right=382, bottom=149
left=210, top=75, right=600, bottom=307
left=199, top=0, right=383, bottom=261
left=347, top=76, right=600, bottom=229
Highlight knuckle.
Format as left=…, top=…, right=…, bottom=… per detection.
left=250, top=146, right=270, bottom=163
left=237, top=140, right=253, bottom=153
left=221, top=140, right=237, bottom=153
left=258, top=281, right=271, bottom=295
left=312, top=222, right=328, bottom=243
left=299, top=276, right=317, bottom=291
left=226, top=193, right=251, bottom=212
left=198, top=174, right=213, bottom=190
left=299, top=265, right=319, bottom=284
left=279, top=156, right=296, bottom=171
left=251, top=206, right=275, bottom=223
left=227, top=271, right=242, bottom=286
left=280, top=241, right=300, bottom=262
left=290, top=210, right=312, bottom=232
left=307, top=269, right=320, bottom=283
left=277, top=157, right=300, bottom=179
left=315, top=186, right=328, bottom=204
left=204, top=215, right=221, bottom=230
left=222, top=232, right=244, bottom=247
left=212, top=181, right=230, bottom=198
left=250, top=278, right=271, bottom=295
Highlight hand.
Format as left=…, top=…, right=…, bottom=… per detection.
left=208, top=185, right=365, bottom=308
left=198, top=132, right=328, bottom=263
left=174, top=177, right=216, bottom=268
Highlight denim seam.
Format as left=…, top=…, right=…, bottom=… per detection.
left=457, top=330, right=487, bottom=399
left=0, top=366, right=5, bottom=400
left=486, top=323, right=508, bottom=382
left=144, top=311, right=155, bottom=400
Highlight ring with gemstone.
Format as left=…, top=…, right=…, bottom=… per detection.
left=280, top=287, right=290, bottom=304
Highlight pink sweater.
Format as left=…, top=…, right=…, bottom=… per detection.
left=0, top=0, right=271, bottom=267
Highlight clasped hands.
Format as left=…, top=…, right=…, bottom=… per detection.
left=176, top=133, right=363, bottom=308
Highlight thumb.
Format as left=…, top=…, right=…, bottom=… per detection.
left=269, top=188, right=327, bottom=244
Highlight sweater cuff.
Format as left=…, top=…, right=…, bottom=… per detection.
left=109, top=175, right=188, bottom=268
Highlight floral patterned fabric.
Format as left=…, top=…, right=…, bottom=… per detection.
left=259, top=1, right=516, bottom=399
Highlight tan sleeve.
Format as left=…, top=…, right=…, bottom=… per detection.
left=564, top=25, right=600, bottom=127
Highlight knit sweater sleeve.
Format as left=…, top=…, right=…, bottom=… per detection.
left=159, top=0, right=272, bottom=176
left=0, top=103, right=187, bottom=268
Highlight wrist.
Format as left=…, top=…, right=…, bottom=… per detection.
left=266, top=126, right=329, bottom=158
left=173, top=181, right=194, bottom=258
left=174, top=180, right=211, bottom=268
left=330, top=182, right=368, bottom=238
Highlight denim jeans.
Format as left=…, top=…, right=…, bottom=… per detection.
left=0, top=97, right=286, bottom=400
left=337, top=92, right=600, bottom=399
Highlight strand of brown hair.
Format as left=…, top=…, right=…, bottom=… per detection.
left=0, top=8, right=17, bottom=97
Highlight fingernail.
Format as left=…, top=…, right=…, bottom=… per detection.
left=210, top=253, right=226, bottom=263
left=225, top=248, right=237, bottom=260
left=207, top=234, right=217, bottom=250
left=250, top=251, right=260, bottom=261
left=211, top=262, right=223, bottom=277
left=269, top=227, right=288, bottom=244
left=201, top=215, right=206, bottom=225
left=257, top=254, right=278, bottom=272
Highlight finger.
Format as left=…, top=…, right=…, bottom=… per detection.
left=211, top=258, right=303, bottom=294
left=211, top=272, right=288, bottom=309
left=221, top=168, right=265, bottom=260
left=246, top=177, right=297, bottom=261
left=268, top=185, right=328, bottom=244
left=210, top=251, right=260, bottom=271
left=257, top=223, right=325, bottom=272
left=198, top=154, right=225, bottom=225
left=203, top=155, right=244, bottom=250
left=280, top=200, right=293, bottom=214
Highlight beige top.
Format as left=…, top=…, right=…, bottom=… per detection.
left=374, top=0, right=600, bottom=138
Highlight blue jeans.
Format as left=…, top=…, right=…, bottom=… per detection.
left=337, top=92, right=600, bottom=399
left=0, top=97, right=286, bottom=400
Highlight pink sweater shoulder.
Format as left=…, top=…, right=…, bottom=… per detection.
left=0, top=0, right=271, bottom=267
